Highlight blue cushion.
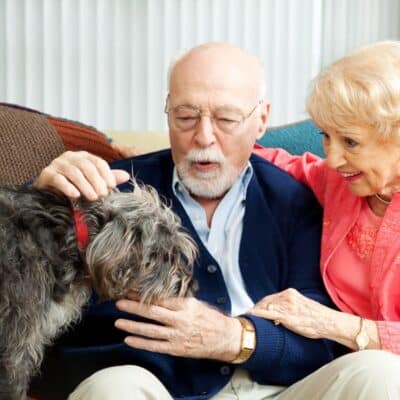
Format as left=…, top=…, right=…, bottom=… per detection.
left=257, top=119, right=325, bottom=157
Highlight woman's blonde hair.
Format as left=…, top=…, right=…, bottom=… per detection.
left=307, top=41, right=400, bottom=139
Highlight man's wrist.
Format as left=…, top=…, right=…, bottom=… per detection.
left=230, top=317, right=256, bottom=364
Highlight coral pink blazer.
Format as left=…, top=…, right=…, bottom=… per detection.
left=254, top=145, right=400, bottom=353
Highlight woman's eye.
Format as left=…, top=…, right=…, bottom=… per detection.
left=321, top=131, right=330, bottom=141
left=344, top=138, right=358, bottom=148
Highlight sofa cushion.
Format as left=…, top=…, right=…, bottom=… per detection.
left=258, top=119, right=324, bottom=157
left=0, top=103, right=123, bottom=185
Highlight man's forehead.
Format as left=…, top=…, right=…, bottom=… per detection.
left=169, top=86, right=259, bottom=112
left=169, top=68, right=259, bottom=104
left=168, top=87, right=255, bottom=111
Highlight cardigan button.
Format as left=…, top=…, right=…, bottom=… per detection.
left=216, top=297, right=227, bottom=304
left=220, top=365, right=231, bottom=375
left=207, top=264, right=218, bottom=273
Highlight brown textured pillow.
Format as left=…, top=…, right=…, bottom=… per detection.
left=0, top=103, right=123, bottom=185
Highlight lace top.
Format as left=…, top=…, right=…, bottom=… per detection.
left=326, top=200, right=382, bottom=318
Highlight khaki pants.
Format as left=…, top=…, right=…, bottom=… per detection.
left=68, top=350, right=400, bottom=400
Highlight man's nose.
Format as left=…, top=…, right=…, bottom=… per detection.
left=194, top=116, right=217, bottom=147
left=325, top=143, right=346, bottom=169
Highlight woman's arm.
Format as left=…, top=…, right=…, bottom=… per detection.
left=377, top=321, right=400, bottom=354
left=253, top=145, right=327, bottom=205
left=248, top=288, right=381, bottom=351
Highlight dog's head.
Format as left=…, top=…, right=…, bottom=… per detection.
left=81, top=182, right=197, bottom=303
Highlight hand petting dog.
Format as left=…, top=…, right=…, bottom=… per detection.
left=34, top=150, right=130, bottom=200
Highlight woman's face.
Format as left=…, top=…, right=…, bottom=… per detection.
left=322, top=126, right=400, bottom=197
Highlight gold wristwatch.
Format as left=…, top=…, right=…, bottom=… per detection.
left=355, top=317, right=370, bottom=350
left=230, top=317, right=256, bottom=364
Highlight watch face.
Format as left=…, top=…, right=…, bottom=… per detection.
left=243, top=331, right=256, bottom=349
left=356, top=332, right=369, bottom=349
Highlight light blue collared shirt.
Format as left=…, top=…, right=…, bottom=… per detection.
left=172, top=164, right=254, bottom=316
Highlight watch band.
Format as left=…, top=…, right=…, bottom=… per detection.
left=355, top=317, right=370, bottom=351
left=230, top=317, right=256, bottom=364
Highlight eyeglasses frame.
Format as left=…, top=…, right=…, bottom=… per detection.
left=164, top=94, right=263, bottom=135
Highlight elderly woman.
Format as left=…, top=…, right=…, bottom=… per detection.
left=251, top=41, right=400, bottom=357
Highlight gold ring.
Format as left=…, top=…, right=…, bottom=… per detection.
left=274, top=319, right=280, bottom=326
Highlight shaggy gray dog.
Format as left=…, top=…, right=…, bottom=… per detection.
left=0, top=183, right=197, bottom=400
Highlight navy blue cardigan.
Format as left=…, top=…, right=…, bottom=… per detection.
left=31, top=150, right=336, bottom=400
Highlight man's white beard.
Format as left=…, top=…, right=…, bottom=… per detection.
left=176, top=148, right=241, bottom=199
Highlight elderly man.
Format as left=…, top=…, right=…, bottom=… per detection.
left=31, top=43, right=335, bottom=400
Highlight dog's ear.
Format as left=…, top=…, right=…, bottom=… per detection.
left=83, top=191, right=143, bottom=299
left=83, top=186, right=159, bottom=299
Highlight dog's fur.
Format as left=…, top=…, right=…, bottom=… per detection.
left=0, top=183, right=197, bottom=400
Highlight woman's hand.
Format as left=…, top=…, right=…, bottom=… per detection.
left=249, top=288, right=338, bottom=339
left=249, top=288, right=381, bottom=351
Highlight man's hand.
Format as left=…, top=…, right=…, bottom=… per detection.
left=115, top=295, right=242, bottom=362
left=34, top=151, right=130, bottom=200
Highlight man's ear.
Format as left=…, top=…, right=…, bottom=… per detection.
left=256, top=102, right=270, bottom=140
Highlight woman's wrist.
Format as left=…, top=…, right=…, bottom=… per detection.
left=323, top=311, right=381, bottom=350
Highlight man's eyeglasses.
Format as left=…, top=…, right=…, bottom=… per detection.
left=164, top=97, right=262, bottom=136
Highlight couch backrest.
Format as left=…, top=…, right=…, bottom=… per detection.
left=0, top=103, right=123, bottom=185
left=258, top=119, right=325, bottom=157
